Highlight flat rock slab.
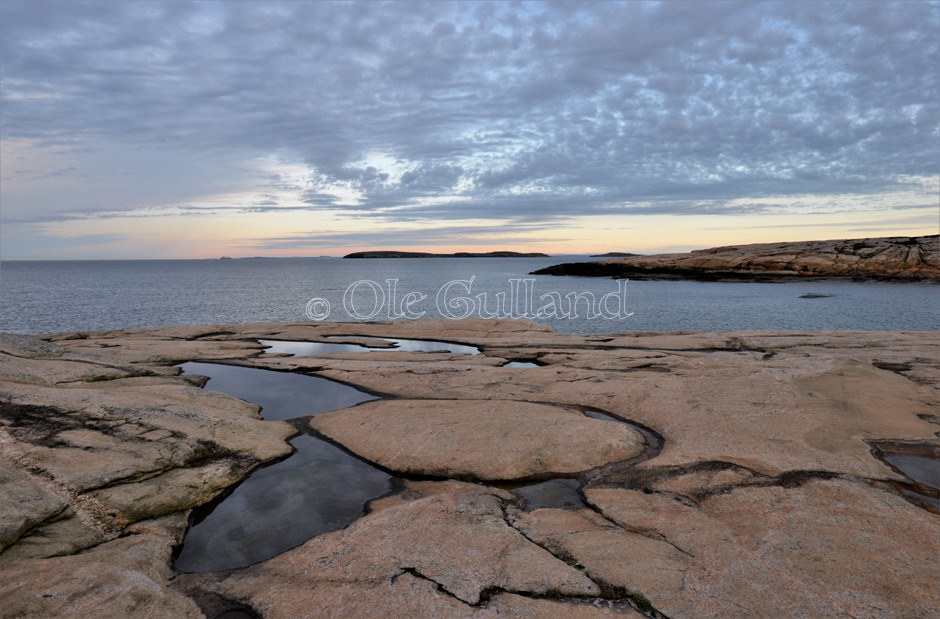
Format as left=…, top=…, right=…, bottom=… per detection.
left=0, top=462, right=68, bottom=552
left=310, top=399, right=645, bottom=480
left=179, top=481, right=627, bottom=615
left=0, top=514, right=202, bottom=618
left=0, top=335, right=294, bottom=561
left=510, top=507, right=689, bottom=608
left=583, top=477, right=940, bottom=618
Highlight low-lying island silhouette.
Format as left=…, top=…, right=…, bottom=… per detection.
left=344, top=250, right=550, bottom=258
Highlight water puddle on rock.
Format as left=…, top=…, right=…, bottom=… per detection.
left=871, top=441, right=940, bottom=513
left=173, top=363, right=396, bottom=573
left=504, top=478, right=585, bottom=510
left=384, top=338, right=480, bottom=354
left=173, top=362, right=664, bottom=571
left=258, top=340, right=371, bottom=355
left=178, top=362, right=377, bottom=420
left=883, top=452, right=940, bottom=511
left=883, top=453, right=940, bottom=489
left=261, top=338, right=480, bottom=356
left=174, top=434, right=394, bottom=573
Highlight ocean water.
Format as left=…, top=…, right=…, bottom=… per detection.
left=0, top=257, right=937, bottom=335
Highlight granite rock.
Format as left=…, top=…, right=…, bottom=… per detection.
left=533, top=235, right=940, bottom=281
left=310, top=399, right=645, bottom=480
left=1, top=320, right=937, bottom=617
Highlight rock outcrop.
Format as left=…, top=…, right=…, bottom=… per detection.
left=533, top=235, right=940, bottom=281
left=1, top=320, right=938, bottom=617
left=0, top=331, right=293, bottom=617
left=309, top=399, right=644, bottom=480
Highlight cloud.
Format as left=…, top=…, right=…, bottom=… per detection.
left=1, top=0, right=937, bottom=232
left=0, top=232, right=129, bottom=257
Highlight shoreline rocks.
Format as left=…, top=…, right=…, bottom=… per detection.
left=1, top=319, right=938, bottom=617
left=533, top=235, right=940, bottom=281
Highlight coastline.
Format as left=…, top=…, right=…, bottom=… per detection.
left=1, top=319, right=938, bottom=616
left=533, top=235, right=940, bottom=282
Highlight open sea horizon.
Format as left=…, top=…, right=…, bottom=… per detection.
left=1, top=257, right=937, bottom=335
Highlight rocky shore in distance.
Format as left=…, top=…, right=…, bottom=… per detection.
left=344, top=250, right=549, bottom=258
left=1, top=319, right=938, bottom=617
left=534, top=235, right=940, bottom=281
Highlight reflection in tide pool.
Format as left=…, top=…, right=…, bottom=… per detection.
left=174, top=434, right=394, bottom=573
left=261, top=337, right=480, bottom=356
left=174, top=362, right=393, bottom=573
left=179, top=362, right=377, bottom=420
left=259, top=339, right=370, bottom=355
left=883, top=453, right=940, bottom=511
left=884, top=453, right=940, bottom=489
left=385, top=338, right=480, bottom=354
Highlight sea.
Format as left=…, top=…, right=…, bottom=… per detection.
left=0, top=257, right=937, bottom=335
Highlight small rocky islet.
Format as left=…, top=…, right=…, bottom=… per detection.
left=1, top=318, right=938, bottom=617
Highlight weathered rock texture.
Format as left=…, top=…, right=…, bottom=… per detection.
left=533, top=235, right=940, bottom=281
left=309, top=399, right=645, bottom=480
left=0, top=332, right=293, bottom=616
left=2, top=319, right=938, bottom=618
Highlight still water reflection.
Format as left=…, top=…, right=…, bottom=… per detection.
left=178, top=362, right=377, bottom=420
left=260, top=338, right=480, bottom=356
left=173, top=362, right=393, bottom=573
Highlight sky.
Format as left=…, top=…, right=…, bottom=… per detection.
left=1, top=0, right=937, bottom=259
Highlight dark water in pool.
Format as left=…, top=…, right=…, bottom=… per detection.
left=508, top=478, right=585, bottom=510
left=260, top=337, right=480, bottom=356
left=179, top=362, right=378, bottom=420
left=174, top=434, right=394, bottom=573
left=174, top=362, right=392, bottom=573
left=883, top=452, right=940, bottom=511
left=884, top=453, right=940, bottom=489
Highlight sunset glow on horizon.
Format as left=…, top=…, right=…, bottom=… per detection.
left=2, top=1, right=937, bottom=260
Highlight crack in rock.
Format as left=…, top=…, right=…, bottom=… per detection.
left=495, top=495, right=672, bottom=618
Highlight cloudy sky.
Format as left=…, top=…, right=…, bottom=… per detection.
left=1, top=0, right=937, bottom=259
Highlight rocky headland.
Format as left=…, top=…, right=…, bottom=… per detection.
left=1, top=319, right=938, bottom=617
left=534, top=235, right=940, bottom=281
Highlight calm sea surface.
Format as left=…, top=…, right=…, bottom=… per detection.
left=0, top=257, right=936, bottom=335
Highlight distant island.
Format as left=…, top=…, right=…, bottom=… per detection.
left=590, top=252, right=639, bottom=258
left=344, top=250, right=549, bottom=259
left=533, top=235, right=940, bottom=281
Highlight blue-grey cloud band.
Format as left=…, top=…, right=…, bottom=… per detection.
left=1, top=0, right=937, bottom=226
